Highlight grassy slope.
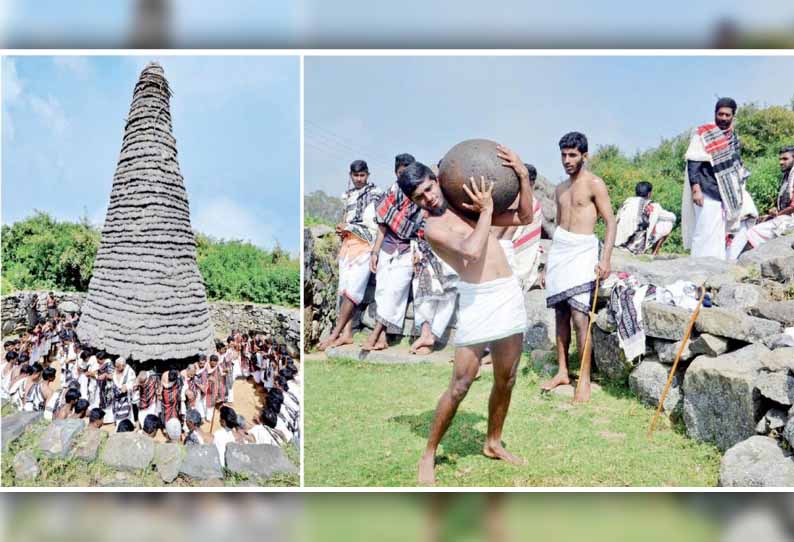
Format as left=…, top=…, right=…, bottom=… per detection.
left=304, top=356, right=721, bottom=488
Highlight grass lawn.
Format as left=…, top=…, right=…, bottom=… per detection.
left=304, top=355, right=722, bottom=487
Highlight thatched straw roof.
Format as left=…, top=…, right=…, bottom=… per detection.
left=77, top=62, right=215, bottom=362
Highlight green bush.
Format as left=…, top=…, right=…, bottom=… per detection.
left=590, top=101, right=794, bottom=254
left=1, top=211, right=99, bottom=294
left=1, top=213, right=299, bottom=307
left=195, top=235, right=300, bottom=307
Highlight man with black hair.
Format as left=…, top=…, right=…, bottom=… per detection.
left=362, top=153, right=424, bottom=352
left=54, top=387, right=81, bottom=420
left=320, top=159, right=384, bottom=351
left=71, top=398, right=90, bottom=419
left=683, top=97, right=755, bottom=260
left=249, top=406, right=282, bottom=445
left=728, top=146, right=794, bottom=256
left=141, top=413, right=161, bottom=437
left=615, top=181, right=678, bottom=255
left=117, top=419, right=135, bottom=433
left=544, top=132, right=616, bottom=402
left=88, top=407, right=106, bottom=429
left=160, top=368, right=182, bottom=423
left=396, top=144, right=533, bottom=485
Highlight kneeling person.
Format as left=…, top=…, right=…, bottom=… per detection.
left=397, top=147, right=534, bottom=485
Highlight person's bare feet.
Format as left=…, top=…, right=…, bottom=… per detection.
left=371, top=336, right=388, bottom=350
left=330, top=334, right=354, bottom=348
left=317, top=335, right=337, bottom=352
left=418, top=453, right=436, bottom=485
left=483, top=443, right=526, bottom=466
left=540, top=371, right=570, bottom=392
left=410, top=335, right=435, bottom=354
left=360, top=331, right=381, bottom=351
left=573, top=380, right=592, bottom=403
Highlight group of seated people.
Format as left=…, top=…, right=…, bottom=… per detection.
left=1, top=317, right=301, bottom=467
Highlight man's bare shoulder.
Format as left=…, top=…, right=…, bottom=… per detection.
left=586, top=173, right=609, bottom=193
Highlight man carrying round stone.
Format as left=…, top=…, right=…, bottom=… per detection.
left=397, top=145, right=533, bottom=485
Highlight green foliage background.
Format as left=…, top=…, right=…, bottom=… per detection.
left=1, top=211, right=299, bottom=307
left=589, top=102, right=794, bottom=253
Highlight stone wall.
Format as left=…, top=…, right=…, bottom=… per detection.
left=1, top=290, right=300, bottom=356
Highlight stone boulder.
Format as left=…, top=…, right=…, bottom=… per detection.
left=764, top=332, right=794, bottom=350
left=225, top=443, right=298, bottom=479
left=595, top=308, right=616, bottom=333
left=754, top=370, right=794, bottom=406
left=153, top=442, right=183, bottom=483
left=523, top=289, right=556, bottom=351
left=1, top=411, right=42, bottom=450
left=652, top=338, right=695, bottom=364
left=762, top=253, right=794, bottom=283
left=101, top=433, right=155, bottom=471
left=612, top=253, right=744, bottom=289
left=37, top=419, right=84, bottom=458
left=13, top=450, right=39, bottom=482
left=695, top=307, right=782, bottom=343
left=593, top=328, right=636, bottom=384
left=642, top=302, right=692, bottom=341
left=714, top=283, right=769, bottom=311
left=738, top=235, right=794, bottom=272
left=688, top=333, right=730, bottom=357
left=784, top=417, right=794, bottom=448
left=683, top=344, right=768, bottom=451
left=179, top=444, right=223, bottom=480
left=719, top=436, right=794, bottom=487
left=759, top=348, right=794, bottom=373
left=70, top=427, right=107, bottom=462
left=756, top=408, right=788, bottom=435
left=629, top=358, right=683, bottom=418
left=750, top=301, right=794, bottom=327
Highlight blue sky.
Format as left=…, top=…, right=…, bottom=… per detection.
left=2, top=56, right=300, bottom=253
left=305, top=56, right=794, bottom=195
left=1, top=1, right=792, bottom=47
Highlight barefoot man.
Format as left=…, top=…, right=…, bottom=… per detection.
left=397, top=145, right=534, bottom=485
left=319, top=160, right=383, bottom=351
left=543, top=132, right=616, bottom=403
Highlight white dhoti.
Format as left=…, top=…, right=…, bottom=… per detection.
left=338, top=251, right=372, bottom=305
left=545, top=227, right=599, bottom=314
left=746, top=215, right=794, bottom=249
left=454, top=275, right=527, bottom=347
left=374, top=248, right=414, bottom=330
left=414, top=292, right=457, bottom=339
left=691, top=194, right=726, bottom=260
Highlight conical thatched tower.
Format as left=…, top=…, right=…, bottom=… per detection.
left=77, top=62, right=214, bottom=363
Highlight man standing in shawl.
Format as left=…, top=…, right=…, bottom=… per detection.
left=728, top=146, right=794, bottom=255
left=544, top=132, right=616, bottom=403
left=319, top=160, right=384, bottom=351
left=682, top=97, right=754, bottom=260
left=615, top=181, right=678, bottom=255
left=362, top=153, right=425, bottom=351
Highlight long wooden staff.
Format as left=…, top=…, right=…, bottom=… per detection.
left=647, top=285, right=706, bottom=438
left=209, top=400, right=219, bottom=433
left=574, top=274, right=601, bottom=399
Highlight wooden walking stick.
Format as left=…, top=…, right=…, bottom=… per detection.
left=647, top=285, right=707, bottom=438
left=209, top=400, right=219, bottom=433
left=574, top=274, right=601, bottom=400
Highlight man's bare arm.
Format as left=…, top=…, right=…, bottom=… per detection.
left=492, top=145, right=534, bottom=227
left=593, top=177, right=616, bottom=279
left=428, top=178, right=494, bottom=262
left=369, top=224, right=386, bottom=273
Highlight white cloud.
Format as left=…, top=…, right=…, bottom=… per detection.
left=192, top=195, right=274, bottom=249
left=53, top=56, right=93, bottom=78
left=28, top=94, right=68, bottom=135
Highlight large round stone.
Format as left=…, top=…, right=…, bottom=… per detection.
left=439, top=139, right=519, bottom=219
